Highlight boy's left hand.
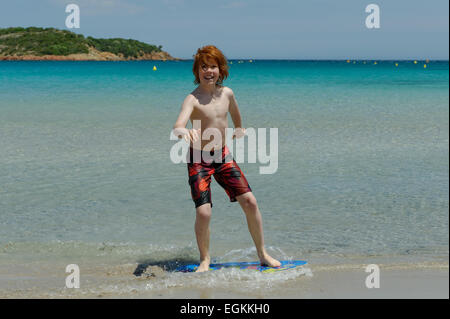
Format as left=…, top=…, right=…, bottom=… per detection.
left=232, top=127, right=246, bottom=139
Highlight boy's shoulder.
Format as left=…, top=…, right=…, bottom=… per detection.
left=184, top=91, right=197, bottom=103
left=220, top=85, right=234, bottom=97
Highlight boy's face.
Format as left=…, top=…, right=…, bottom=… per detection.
left=198, top=58, right=220, bottom=85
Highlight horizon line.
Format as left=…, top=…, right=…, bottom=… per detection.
left=1, top=59, right=448, bottom=62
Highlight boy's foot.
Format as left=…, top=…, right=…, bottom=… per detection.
left=259, top=254, right=281, bottom=268
left=195, top=259, right=210, bottom=272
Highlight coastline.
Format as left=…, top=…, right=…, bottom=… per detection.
left=0, top=47, right=179, bottom=61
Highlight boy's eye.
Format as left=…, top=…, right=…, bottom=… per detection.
left=202, top=64, right=217, bottom=69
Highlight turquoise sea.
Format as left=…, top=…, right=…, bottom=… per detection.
left=0, top=60, right=448, bottom=296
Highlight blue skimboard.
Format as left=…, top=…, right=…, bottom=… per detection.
left=174, top=260, right=307, bottom=273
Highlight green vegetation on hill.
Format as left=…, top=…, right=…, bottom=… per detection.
left=0, top=27, right=162, bottom=57
left=86, top=37, right=162, bottom=58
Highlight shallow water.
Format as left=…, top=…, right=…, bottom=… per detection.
left=0, top=60, right=448, bottom=295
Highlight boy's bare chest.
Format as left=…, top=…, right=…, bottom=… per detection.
left=192, top=97, right=229, bottom=121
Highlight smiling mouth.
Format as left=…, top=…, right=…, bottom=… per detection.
left=204, top=75, right=215, bottom=80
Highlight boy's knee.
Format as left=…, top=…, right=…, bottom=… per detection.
left=241, top=195, right=258, bottom=210
left=196, top=205, right=212, bottom=220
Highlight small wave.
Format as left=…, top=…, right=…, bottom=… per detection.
left=145, top=265, right=312, bottom=291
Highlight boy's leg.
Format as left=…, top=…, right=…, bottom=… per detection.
left=195, top=203, right=212, bottom=272
left=236, top=192, right=281, bottom=267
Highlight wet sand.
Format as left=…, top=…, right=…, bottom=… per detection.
left=0, top=261, right=447, bottom=299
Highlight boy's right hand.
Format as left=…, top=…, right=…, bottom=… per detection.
left=183, top=128, right=201, bottom=143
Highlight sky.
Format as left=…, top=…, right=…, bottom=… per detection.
left=0, top=0, right=448, bottom=59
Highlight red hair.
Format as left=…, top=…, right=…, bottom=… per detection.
left=192, top=45, right=229, bottom=85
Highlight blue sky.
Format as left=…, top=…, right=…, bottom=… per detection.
left=1, top=0, right=448, bottom=59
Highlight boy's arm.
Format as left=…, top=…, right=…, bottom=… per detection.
left=173, top=95, right=199, bottom=141
left=227, top=88, right=246, bottom=139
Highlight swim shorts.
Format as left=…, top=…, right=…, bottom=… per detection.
left=187, top=145, right=252, bottom=208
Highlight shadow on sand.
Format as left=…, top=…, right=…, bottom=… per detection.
left=133, top=257, right=198, bottom=276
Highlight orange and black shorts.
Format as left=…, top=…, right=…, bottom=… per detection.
left=187, top=145, right=252, bottom=208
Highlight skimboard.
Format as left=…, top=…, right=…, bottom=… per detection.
left=174, top=260, right=307, bottom=273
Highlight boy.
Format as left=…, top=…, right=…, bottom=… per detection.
left=173, top=45, right=281, bottom=272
